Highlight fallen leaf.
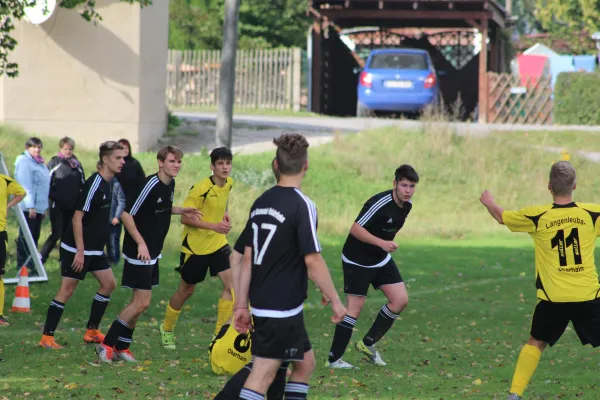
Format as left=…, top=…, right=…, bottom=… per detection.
left=473, top=378, right=482, bottom=385
left=64, top=383, right=78, bottom=390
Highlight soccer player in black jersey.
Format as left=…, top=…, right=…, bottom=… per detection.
left=39, top=141, right=125, bottom=349
left=96, top=146, right=201, bottom=363
left=326, top=164, right=419, bottom=369
left=217, top=134, right=346, bottom=400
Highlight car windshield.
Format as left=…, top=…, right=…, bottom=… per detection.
left=369, top=53, right=428, bottom=70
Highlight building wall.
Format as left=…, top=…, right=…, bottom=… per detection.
left=0, top=0, right=169, bottom=153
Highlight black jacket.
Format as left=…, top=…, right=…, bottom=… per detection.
left=47, top=156, right=85, bottom=210
left=115, top=156, right=146, bottom=203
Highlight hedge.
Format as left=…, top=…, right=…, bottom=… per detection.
left=554, top=72, right=600, bottom=125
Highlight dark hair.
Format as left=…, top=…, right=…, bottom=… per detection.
left=59, top=137, right=75, bottom=150
left=118, top=138, right=132, bottom=156
left=395, top=165, right=419, bottom=183
left=99, top=141, right=124, bottom=166
left=273, top=134, right=309, bottom=175
left=210, top=147, right=233, bottom=165
left=25, top=137, right=43, bottom=149
left=157, top=145, right=183, bottom=162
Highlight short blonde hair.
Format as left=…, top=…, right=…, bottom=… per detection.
left=549, top=161, right=576, bottom=196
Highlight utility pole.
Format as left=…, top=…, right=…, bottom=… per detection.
left=215, top=0, right=241, bottom=149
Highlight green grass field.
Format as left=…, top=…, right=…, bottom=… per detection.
left=2, top=123, right=600, bottom=399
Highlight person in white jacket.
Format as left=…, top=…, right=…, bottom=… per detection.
left=14, top=137, right=50, bottom=275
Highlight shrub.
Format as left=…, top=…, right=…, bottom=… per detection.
left=554, top=72, right=600, bottom=125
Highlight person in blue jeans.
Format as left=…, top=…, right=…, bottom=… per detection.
left=14, top=137, right=50, bottom=275
left=103, top=162, right=126, bottom=266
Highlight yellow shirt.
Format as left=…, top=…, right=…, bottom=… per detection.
left=503, top=202, right=600, bottom=302
left=181, top=176, right=233, bottom=255
left=0, top=174, right=25, bottom=232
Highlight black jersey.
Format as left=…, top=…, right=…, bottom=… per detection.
left=61, top=173, right=112, bottom=255
left=342, top=190, right=412, bottom=267
left=122, top=174, right=175, bottom=263
left=240, top=186, right=320, bottom=315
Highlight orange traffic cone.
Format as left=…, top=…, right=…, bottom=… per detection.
left=11, top=267, right=30, bottom=313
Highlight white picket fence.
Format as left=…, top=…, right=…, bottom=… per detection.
left=167, top=48, right=303, bottom=111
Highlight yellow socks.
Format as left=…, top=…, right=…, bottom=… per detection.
left=510, top=344, right=542, bottom=396
left=0, top=277, right=4, bottom=316
left=215, top=297, right=233, bottom=336
left=163, top=303, right=182, bottom=332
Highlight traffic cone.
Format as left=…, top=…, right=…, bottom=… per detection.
left=11, top=267, right=30, bottom=313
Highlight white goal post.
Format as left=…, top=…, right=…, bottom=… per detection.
left=0, top=152, right=49, bottom=284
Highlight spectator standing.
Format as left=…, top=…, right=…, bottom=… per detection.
left=107, top=173, right=126, bottom=266
left=14, top=137, right=50, bottom=274
left=40, top=137, right=85, bottom=264
left=112, top=139, right=145, bottom=263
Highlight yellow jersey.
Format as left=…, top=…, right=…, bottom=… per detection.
left=0, top=174, right=25, bottom=232
left=503, top=202, right=600, bottom=302
left=181, top=176, right=233, bottom=255
left=208, top=323, right=251, bottom=375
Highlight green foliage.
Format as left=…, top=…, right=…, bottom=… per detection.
left=0, top=0, right=152, bottom=78
left=534, top=0, right=600, bottom=53
left=168, top=0, right=310, bottom=50
left=554, top=72, right=600, bottom=125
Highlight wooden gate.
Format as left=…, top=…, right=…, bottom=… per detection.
left=487, top=72, right=553, bottom=124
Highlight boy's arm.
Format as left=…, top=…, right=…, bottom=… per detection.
left=121, top=211, right=150, bottom=262
left=305, top=253, right=346, bottom=323
left=7, top=195, right=24, bottom=210
left=480, top=190, right=504, bottom=224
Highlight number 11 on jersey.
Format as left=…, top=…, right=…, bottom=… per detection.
left=551, top=228, right=582, bottom=267
left=252, top=223, right=278, bottom=265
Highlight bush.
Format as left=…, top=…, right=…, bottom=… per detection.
left=554, top=72, right=600, bottom=125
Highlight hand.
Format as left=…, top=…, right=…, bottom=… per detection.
left=233, top=308, right=252, bottom=334
left=182, top=207, right=202, bottom=222
left=28, top=209, right=37, bottom=219
left=111, top=217, right=119, bottom=226
left=480, top=190, right=495, bottom=207
left=213, top=221, right=231, bottom=235
left=223, top=212, right=231, bottom=224
left=72, top=250, right=84, bottom=273
left=137, top=243, right=151, bottom=263
left=380, top=240, right=399, bottom=253
left=331, top=300, right=346, bottom=324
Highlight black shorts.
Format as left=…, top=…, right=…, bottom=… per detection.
left=343, top=258, right=403, bottom=296
left=251, top=311, right=311, bottom=361
left=121, top=260, right=159, bottom=290
left=60, top=248, right=111, bottom=281
left=531, top=298, right=600, bottom=347
left=177, top=245, right=231, bottom=285
left=0, top=231, right=7, bottom=275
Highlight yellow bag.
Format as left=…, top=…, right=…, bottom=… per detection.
left=209, top=323, right=252, bottom=375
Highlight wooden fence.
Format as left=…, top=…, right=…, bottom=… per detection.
left=167, top=48, right=303, bottom=110
left=487, top=72, right=553, bottom=124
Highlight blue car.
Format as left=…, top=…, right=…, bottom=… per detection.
left=357, top=48, right=441, bottom=116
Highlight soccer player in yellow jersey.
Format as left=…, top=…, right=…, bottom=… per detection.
left=480, top=161, right=600, bottom=400
left=160, top=147, right=234, bottom=348
left=0, top=174, right=25, bottom=326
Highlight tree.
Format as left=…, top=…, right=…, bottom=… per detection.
left=168, top=0, right=311, bottom=50
left=0, top=0, right=152, bottom=78
left=534, top=0, right=600, bottom=53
